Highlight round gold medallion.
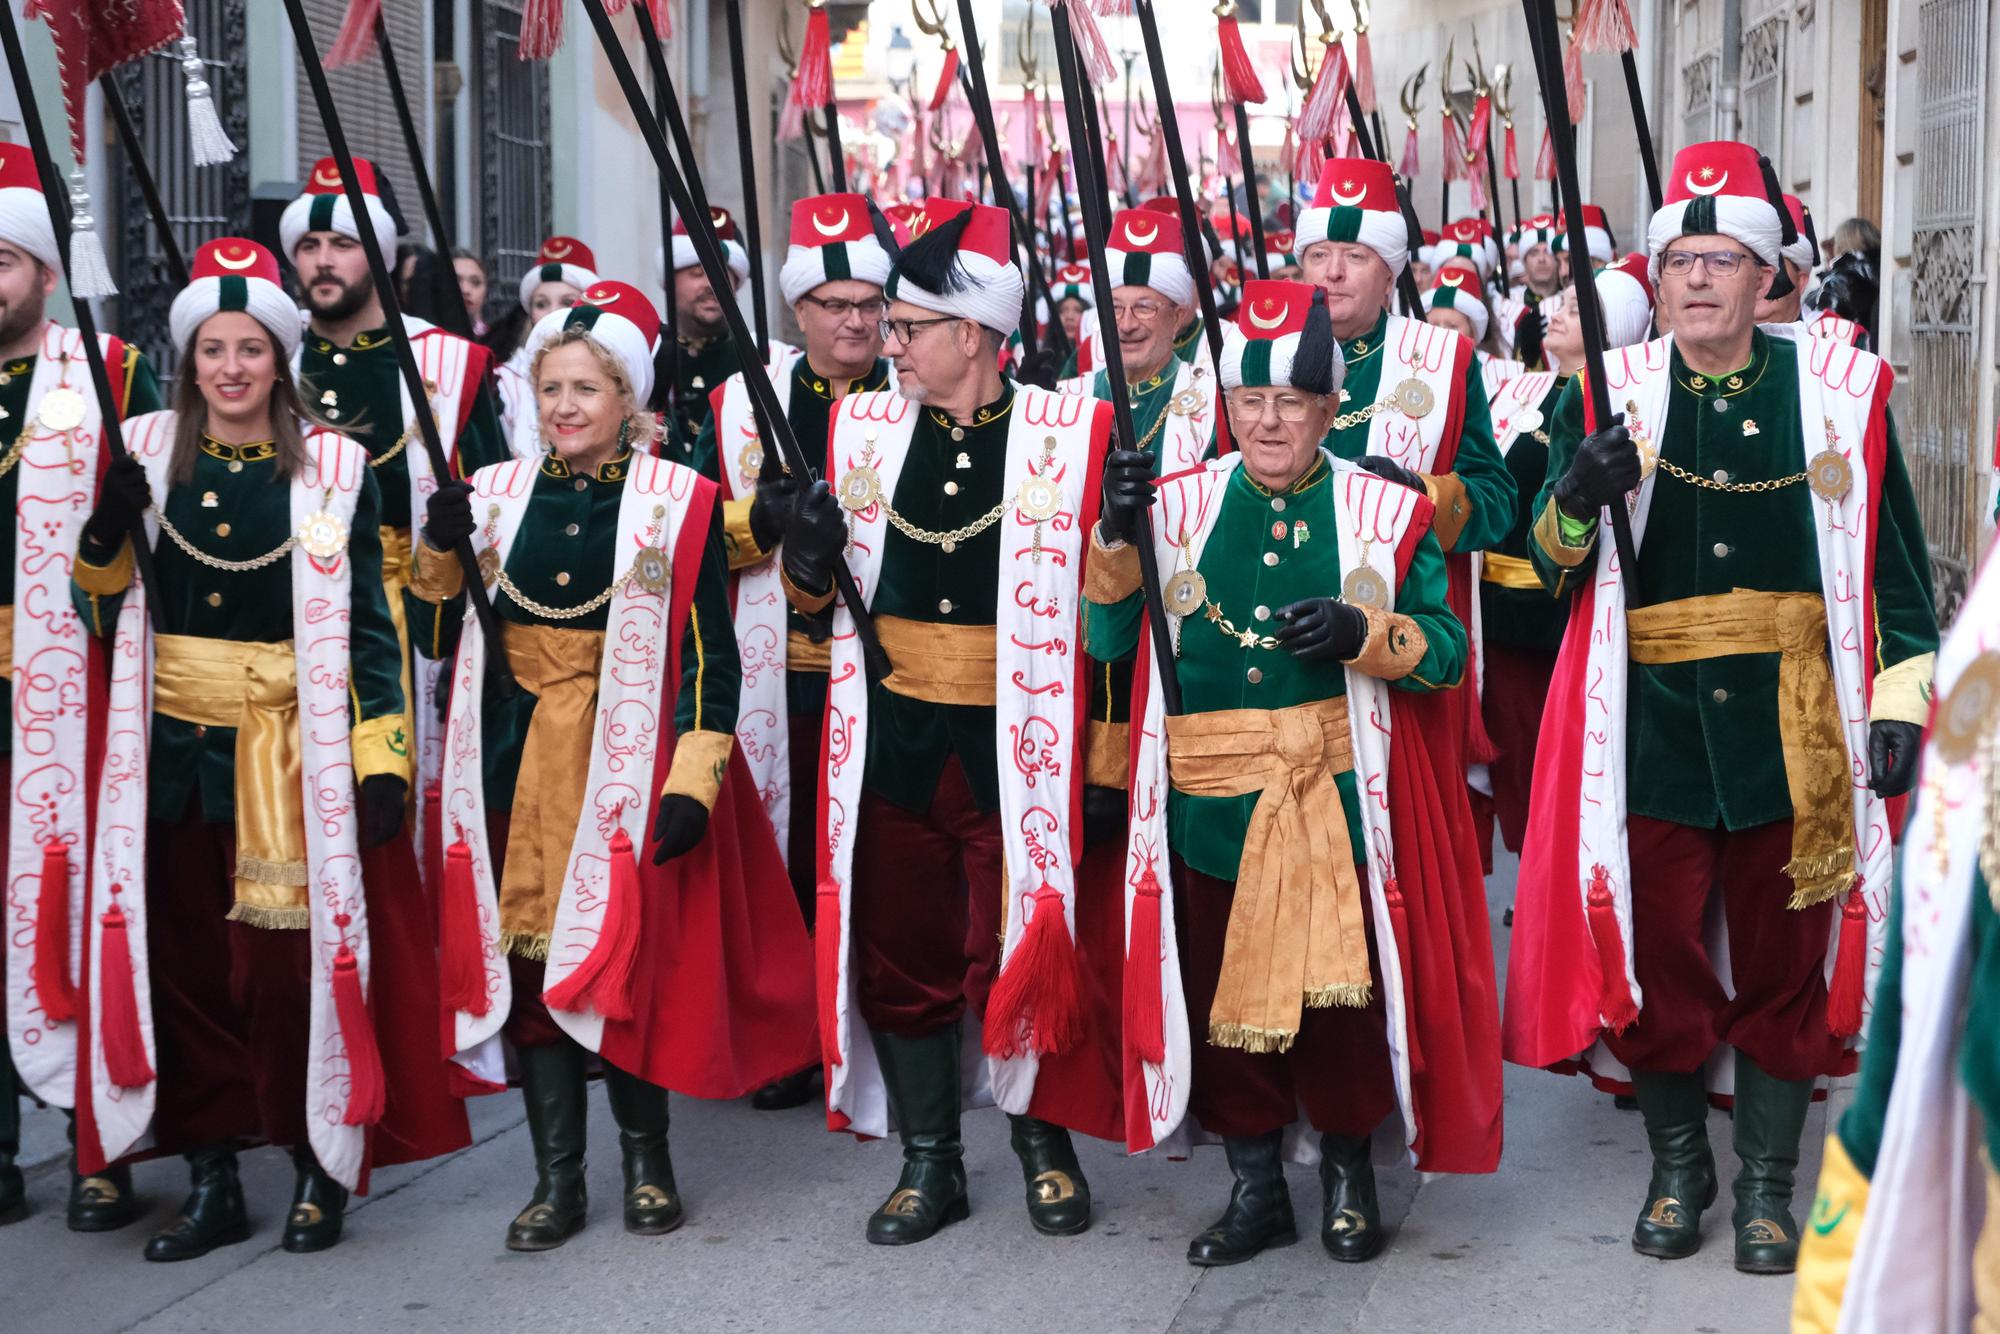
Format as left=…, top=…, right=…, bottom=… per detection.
left=633, top=545, right=672, bottom=595
left=1513, top=406, right=1544, bottom=435
left=36, top=387, right=87, bottom=433
left=1394, top=378, right=1435, bottom=419
left=1935, top=650, right=2000, bottom=764
left=296, top=511, right=348, bottom=559
left=477, top=545, right=501, bottom=584
left=738, top=442, right=764, bottom=479
left=1342, top=565, right=1390, bottom=611
left=1163, top=569, right=1207, bottom=617
left=1169, top=387, right=1205, bottom=418
left=1807, top=449, right=1853, bottom=502
left=1017, top=475, right=1063, bottom=522
left=838, top=464, right=881, bottom=513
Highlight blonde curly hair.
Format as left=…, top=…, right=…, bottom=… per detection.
left=528, top=325, right=658, bottom=449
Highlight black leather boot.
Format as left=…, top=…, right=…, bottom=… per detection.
left=281, top=1146, right=348, bottom=1253
left=61, top=1111, right=141, bottom=1231
left=1629, top=1069, right=1718, bottom=1260
left=1318, top=1132, right=1385, bottom=1262
left=505, top=1040, right=590, bottom=1252
left=0, top=1046, right=22, bottom=1224
left=1008, top=1114, right=1091, bottom=1236
left=603, top=1065, right=683, bottom=1235
left=749, top=1065, right=823, bottom=1111
left=1187, top=1131, right=1298, bottom=1267
left=865, top=1025, right=968, bottom=1245
left=144, top=1147, right=250, bottom=1262
left=1731, top=1054, right=1813, bottom=1275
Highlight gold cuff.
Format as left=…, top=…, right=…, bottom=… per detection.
left=662, top=728, right=734, bottom=810
left=722, top=497, right=770, bottom=571
left=1343, top=604, right=1429, bottom=681
left=73, top=537, right=135, bottom=596
left=780, top=562, right=836, bottom=615
left=1085, top=524, right=1143, bottom=605
left=408, top=540, right=466, bottom=604
left=1419, top=471, right=1472, bottom=552
left=352, top=713, right=414, bottom=783
left=1532, top=497, right=1596, bottom=568
left=1085, top=720, right=1131, bottom=789
left=1870, top=651, right=1936, bottom=726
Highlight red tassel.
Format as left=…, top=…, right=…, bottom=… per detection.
left=516, top=0, right=564, bottom=59
left=98, top=895, right=153, bottom=1089
left=1124, top=864, right=1166, bottom=1065
left=542, top=827, right=643, bottom=1021
left=1504, top=124, right=1519, bottom=180
left=1060, top=0, right=1119, bottom=85
left=1535, top=125, right=1556, bottom=180
left=1440, top=110, right=1464, bottom=182
left=815, top=880, right=844, bottom=1069
left=928, top=47, right=960, bottom=113
left=1383, top=877, right=1417, bottom=1009
left=794, top=5, right=833, bottom=108
left=332, top=945, right=386, bottom=1127
left=1352, top=28, right=1376, bottom=115
left=32, top=839, right=76, bottom=1023
left=1217, top=13, right=1266, bottom=106
left=1826, top=887, right=1868, bottom=1038
left=1571, top=0, right=1639, bottom=54
left=438, top=837, right=489, bottom=1017
left=1585, top=864, right=1640, bottom=1033
left=1297, top=40, right=1349, bottom=144
left=1399, top=124, right=1421, bottom=177
left=1562, top=35, right=1587, bottom=125
left=983, top=884, right=1083, bottom=1059
left=326, top=0, right=384, bottom=69
left=1468, top=94, right=1492, bottom=153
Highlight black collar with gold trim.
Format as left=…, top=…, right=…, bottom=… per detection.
left=925, top=382, right=1017, bottom=433
left=796, top=356, right=890, bottom=402
left=200, top=436, right=279, bottom=463
left=1239, top=454, right=1330, bottom=498
left=541, top=443, right=634, bottom=482
left=308, top=327, right=395, bottom=358
left=1672, top=331, right=1771, bottom=398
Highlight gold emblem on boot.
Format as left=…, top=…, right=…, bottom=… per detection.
left=882, top=1188, right=929, bottom=1217
left=628, top=1185, right=674, bottom=1209
left=288, top=1203, right=324, bottom=1227
left=1031, top=1171, right=1076, bottom=1203
left=1740, top=1217, right=1790, bottom=1244
left=1644, top=1196, right=1687, bottom=1227
left=76, top=1177, right=123, bottom=1205
left=1326, top=1207, right=1369, bottom=1235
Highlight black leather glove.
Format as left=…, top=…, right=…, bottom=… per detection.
left=423, top=478, right=476, bottom=551
left=1272, top=597, right=1370, bottom=663
left=86, top=453, right=150, bottom=547
left=1867, top=720, right=1922, bottom=798
left=781, top=479, right=846, bottom=595
left=649, top=793, right=710, bottom=866
left=1016, top=347, right=1064, bottom=390
left=1082, top=784, right=1126, bottom=851
left=359, top=774, right=407, bottom=850
left=1098, top=448, right=1156, bottom=545
left=748, top=469, right=802, bottom=552
left=1514, top=304, right=1546, bottom=370
left=1355, top=455, right=1426, bottom=494
left=1552, top=415, right=1639, bottom=520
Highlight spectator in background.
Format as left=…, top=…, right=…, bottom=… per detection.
left=1812, top=216, right=1882, bottom=343
left=1826, top=216, right=1881, bottom=267
left=452, top=247, right=489, bottom=337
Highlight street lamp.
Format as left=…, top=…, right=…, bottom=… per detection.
left=885, top=23, right=914, bottom=93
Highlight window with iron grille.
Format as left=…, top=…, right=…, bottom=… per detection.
left=474, top=0, right=552, bottom=324
left=293, top=0, right=432, bottom=261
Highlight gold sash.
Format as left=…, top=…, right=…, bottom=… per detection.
left=152, top=634, right=309, bottom=928
left=1627, top=589, right=1853, bottom=906
left=378, top=525, right=418, bottom=756
left=876, top=615, right=996, bottom=705
left=497, top=622, right=606, bottom=956
left=786, top=628, right=832, bottom=673
left=1479, top=552, right=1543, bottom=589
left=1166, top=698, right=1370, bottom=1053
left=0, top=604, right=14, bottom=677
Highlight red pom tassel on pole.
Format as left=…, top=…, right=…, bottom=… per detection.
left=1124, top=863, right=1166, bottom=1065
left=33, top=839, right=76, bottom=1023
left=1440, top=110, right=1464, bottom=182
left=1504, top=123, right=1519, bottom=180
left=325, top=0, right=384, bottom=68
left=1562, top=33, right=1588, bottom=126
left=1400, top=124, right=1421, bottom=178
left=1535, top=125, right=1557, bottom=181
left=332, top=945, right=386, bottom=1127
left=438, top=836, right=489, bottom=1017
left=928, top=47, right=960, bottom=113
left=1217, top=10, right=1266, bottom=106
left=983, top=884, right=1083, bottom=1059
left=1296, top=40, right=1349, bottom=145
left=1585, top=864, right=1640, bottom=1033
left=1826, top=887, right=1869, bottom=1038
left=1352, top=28, right=1377, bottom=116
left=1571, top=0, right=1639, bottom=55
left=542, top=826, right=644, bottom=1022
left=98, top=894, right=153, bottom=1089
left=815, top=880, right=844, bottom=1069
left=516, top=0, right=564, bottom=59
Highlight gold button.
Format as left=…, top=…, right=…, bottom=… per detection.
left=950, top=427, right=965, bottom=442
left=205, top=592, right=222, bottom=607
left=215, top=523, right=232, bottom=538
left=691, top=375, right=705, bottom=389
left=1712, top=688, right=1729, bottom=703
left=1271, top=497, right=1286, bottom=513
left=1711, top=398, right=1729, bottom=414
left=574, top=478, right=588, bottom=492
left=938, top=598, right=953, bottom=614
left=1712, top=542, right=1730, bottom=558
left=332, top=352, right=348, bottom=366
left=943, top=481, right=959, bottom=496
left=228, top=460, right=243, bottom=473
left=325, top=408, right=341, bottom=420
left=1712, top=469, right=1729, bottom=484
left=555, top=572, right=571, bottom=586
left=1246, top=667, right=1263, bottom=684
left=565, top=523, right=580, bottom=536
left=1263, top=552, right=1279, bottom=567
left=193, top=724, right=207, bottom=740
left=0, top=373, right=11, bottom=386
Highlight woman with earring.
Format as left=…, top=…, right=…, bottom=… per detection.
left=68, top=238, right=469, bottom=1261
left=408, top=281, right=814, bottom=1252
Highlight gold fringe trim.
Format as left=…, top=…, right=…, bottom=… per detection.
left=1784, top=851, right=1856, bottom=910
left=1303, top=982, right=1372, bottom=1009
left=503, top=931, right=551, bottom=961
left=236, top=855, right=309, bottom=888
left=225, top=902, right=311, bottom=931
left=1208, top=1021, right=1300, bottom=1055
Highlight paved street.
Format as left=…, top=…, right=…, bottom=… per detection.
left=0, top=853, right=1819, bottom=1334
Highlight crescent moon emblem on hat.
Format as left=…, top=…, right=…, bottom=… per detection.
left=214, top=246, right=258, bottom=271
left=1123, top=220, right=1159, bottom=247
left=545, top=239, right=573, bottom=258
left=710, top=208, right=728, bottom=226
left=813, top=208, right=850, bottom=237
left=312, top=167, right=343, bottom=189
left=1329, top=181, right=1368, bottom=207
left=587, top=287, right=622, bottom=306
left=1440, top=269, right=1465, bottom=287
left=1245, top=299, right=1289, bottom=331
left=1685, top=168, right=1728, bottom=196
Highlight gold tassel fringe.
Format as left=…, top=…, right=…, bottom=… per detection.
left=225, top=902, right=311, bottom=931
left=503, top=931, right=551, bottom=961
left=1304, top=982, right=1372, bottom=1009
left=1784, top=851, right=1856, bottom=910
left=1208, top=1021, right=1299, bottom=1054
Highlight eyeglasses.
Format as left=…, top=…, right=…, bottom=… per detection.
left=1226, top=389, right=1320, bottom=423
left=800, top=294, right=889, bottom=320
left=1111, top=298, right=1172, bottom=322
left=878, top=316, right=957, bottom=344
left=1659, top=249, right=1759, bottom=277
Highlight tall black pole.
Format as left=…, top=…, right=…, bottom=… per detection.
left=98, top=76, right=190, bottom=287
left=722, top=0, right=772, bottom=360
left=821, top=106, right=849, bottom=192
left=576, top=0, right=891, bottom=681
left=799, top=109, right=829, bottom=194
left=1337, top=78, right=1425, bottom=315
left=1050, top=3, right=1178, bottom=715
left=953, top=0, right=1043, bottom=359
left=1131, top=0, right=1226, bottom=376
left=1232, top=103, right=1269, bottom=279
left=1121, top=55, right=1136, bottom=208
left=633, top=6, right=696, bottom=420
left=281, top=0, right=515, bottom=684
left=373, top=13, right=472, bottom=337
left=1621, top=51, right=1663, bottom=213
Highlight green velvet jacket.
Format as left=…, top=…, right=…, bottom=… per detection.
left=1084, top=458, right=1464, bottom=881
left=1481, top=373, right=1573, bottom=653
left=664, top=334, right=748, bottom=458
left=408, top=445, right=739, bottom=811
left=0, top=342, right=165, bottom=757
left=1323, top=311, right=1514, bottom=554
left=298, top=325, right=508, bottom=528
left=72, top=440, right=406, bottom=824
left=1529, top=332, right=1939, bottom=829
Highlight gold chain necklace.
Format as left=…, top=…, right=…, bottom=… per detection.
left=154, top=509, right=297, bottom=572
left=1656, top=457, right=1807, bottom=494
left=0, top=429, right=28, bottom=483
left=368, top=405, right=437, bottom=470
left=1330, top=393, right=1397, bottom=432
left=1178, top=539, right=1279, bottom=650
left=882, top=495, right=1012, bottom=550
left=494, top=548, right=661, bottom=621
